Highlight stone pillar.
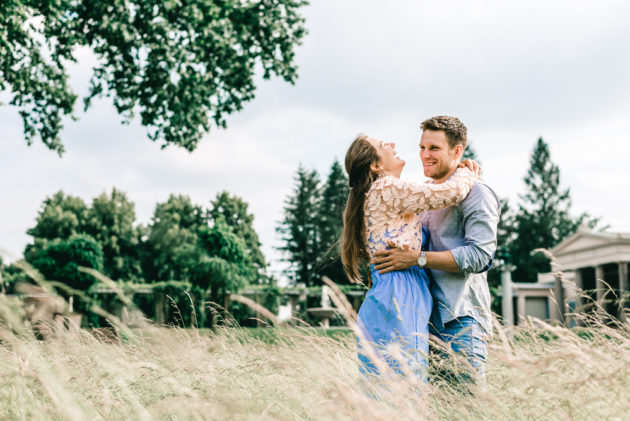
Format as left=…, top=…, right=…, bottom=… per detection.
left=501, top=269, right=514, bottom=326
left=255, top=293, right=262, bottom=328
left=573, top=269, right=583, bottom=314
left=619, top=262, right=629, bottom=320
left=553, top=273, right=566, bottom=325
left=595, top=265, right=606, bottom=305
left=155, top=293, right=166, bottom=325
left=288, top=295, right=299, bottom=325
left=517, top=292, right=526, bottom=326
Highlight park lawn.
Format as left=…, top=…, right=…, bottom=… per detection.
left=2, top=310, right=630, bottom=420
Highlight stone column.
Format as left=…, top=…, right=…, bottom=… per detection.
left=619, top=262, right=629, bottom=320
left=553, top=273, right=566, bottom=325
left=255, top=293, right=262, bottom=328
left=573, top=269, right=583, bottom=313
left=501, top=269, right=514, bottom=326
left=595, top=265, right=606, bottom=305
left=517, top=291, right=526, bottom=326
left=155, top=293, right=166, bottom=325
left=288, top=295, right=299, bottom=325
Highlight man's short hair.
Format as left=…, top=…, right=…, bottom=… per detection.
left=421, top=116, right=467, bottom=149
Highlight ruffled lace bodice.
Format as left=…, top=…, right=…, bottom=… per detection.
left=365, top=168, right=478, bottom=256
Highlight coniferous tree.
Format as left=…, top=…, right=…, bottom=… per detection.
left=276, top=165, right=322, bottom=286
left=508, top=137, right=600, bottom=282
left=316, top=159, right=350, bottom=284
left=486, top=198, right=515, bottom=312
left=462, top=142, right=479, bottom=162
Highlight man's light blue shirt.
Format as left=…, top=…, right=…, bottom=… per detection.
left=421, top=181, right=500, bottom=335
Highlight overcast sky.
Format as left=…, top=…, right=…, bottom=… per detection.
left=2, top=0, right=630, bottom=280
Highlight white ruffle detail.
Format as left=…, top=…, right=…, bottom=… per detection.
left=364, top=168, right=477, bottom=256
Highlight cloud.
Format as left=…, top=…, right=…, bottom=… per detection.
left=3, top=0, right=630, bottom=279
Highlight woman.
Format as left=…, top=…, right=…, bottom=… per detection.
left=341, top=133, right=478, bottom=379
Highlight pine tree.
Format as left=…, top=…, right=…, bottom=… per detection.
left=508, top=137, right=600, bottom=282
left=276, top=165, right=322, bottom=286
left=462, top=142, right=479, bottom=162
left=315, top=159, right=350, bottom=284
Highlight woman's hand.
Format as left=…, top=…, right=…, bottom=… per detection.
left=460, top=159, right=481, bottom=177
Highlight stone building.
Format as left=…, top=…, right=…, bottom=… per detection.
left=552, top=228, right=630, bottom=320
left=502, top=227, right=630, bottom=325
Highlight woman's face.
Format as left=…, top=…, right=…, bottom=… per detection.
left=367, top=137, right=405, bottom=177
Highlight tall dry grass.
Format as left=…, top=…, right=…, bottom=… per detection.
left=1, top=269, right=630, bottom=419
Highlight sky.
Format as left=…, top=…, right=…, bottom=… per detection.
left=2, top=0, right=630, bottom=281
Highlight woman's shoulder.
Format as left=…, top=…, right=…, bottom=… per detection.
left=368, top=175, right=405, bottom=191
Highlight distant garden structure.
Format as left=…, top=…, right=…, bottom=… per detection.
left=501, top=227, right=630, bottom=326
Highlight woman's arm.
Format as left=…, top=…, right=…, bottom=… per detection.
left=366, top=167, right=478, bottom=216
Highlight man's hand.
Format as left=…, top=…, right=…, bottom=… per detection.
left=372, top=241, right=420, bottom=274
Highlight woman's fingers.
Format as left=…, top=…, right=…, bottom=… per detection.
left=460, top=159, right=482, bottom=176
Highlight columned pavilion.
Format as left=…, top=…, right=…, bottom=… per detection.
left=551, top=228, right=630, bottom=320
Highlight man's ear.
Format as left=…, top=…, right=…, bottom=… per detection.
left=454, top=144, right=464, bottom=160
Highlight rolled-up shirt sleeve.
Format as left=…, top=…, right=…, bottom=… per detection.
left=450, top=184, right=501, bottom=276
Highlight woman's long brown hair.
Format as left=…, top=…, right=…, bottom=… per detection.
left=341, top=134, right=380, bottom=284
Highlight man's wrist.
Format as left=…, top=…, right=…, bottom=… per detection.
left=416, top=251, right=427, bottom=268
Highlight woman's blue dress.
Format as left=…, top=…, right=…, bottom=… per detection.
left=357, top=227, right=432, bottom=379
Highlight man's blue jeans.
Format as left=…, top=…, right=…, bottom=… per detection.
left=430, top=316, right=488, bottom=385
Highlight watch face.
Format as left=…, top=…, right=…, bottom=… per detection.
left=417, top=255, right=427, bottom=266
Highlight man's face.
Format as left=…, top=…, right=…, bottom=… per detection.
left=419, top=130, right=462, bottom=181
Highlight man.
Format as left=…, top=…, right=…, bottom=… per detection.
left=373, top=116, right=500, bottom=382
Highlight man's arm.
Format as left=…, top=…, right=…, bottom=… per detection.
left=372, top=184, right=500, bottom=275
left=372, top=246, right=460, bottom=274
left=449, top=184, right=500, bottom=275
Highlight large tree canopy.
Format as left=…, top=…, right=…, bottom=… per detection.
left=209, top=191, right=265, bottom=273
left=0, top=0, right=308, bottom=154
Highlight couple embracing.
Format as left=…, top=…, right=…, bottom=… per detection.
left=341, top=116, right=500, bottom=385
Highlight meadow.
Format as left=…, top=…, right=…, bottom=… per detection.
left=1, top=285, right=630, bottom=421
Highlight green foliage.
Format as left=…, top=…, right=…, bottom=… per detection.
left=24, top=191, right=88, bottom=261
left=20, top=188, right=266, bottom=327
left=146, top=281, right=206, bottom=328
left=0, top=261, right=29, bottom=294
left=194, top=223, right=251, bottom=294
left=315, top=159, right=350, bottom=284
left=83, top=189, right=143, bottom=282
left=1, top=0, right=308, bottom=154
left=25, top=189, right=144, bottom=282
left=142, top=195, right=261, bottom=327
left=462, top=142, right=479, bottom=162
left=228, top=285, right=281, bottom=327
left=209, top=191, right=266, bottom=275
left=276, top=165, right=322, bottom=286
left=30, top=233, right=104, bottom=292
left=507, top=138, right=602, bottom=282
left=277, top=160, right=353, bottom=286
left=143, top=194, right=206, bottom=283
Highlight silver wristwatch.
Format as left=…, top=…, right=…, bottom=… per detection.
left=417, top=251, right=427, bottom=268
